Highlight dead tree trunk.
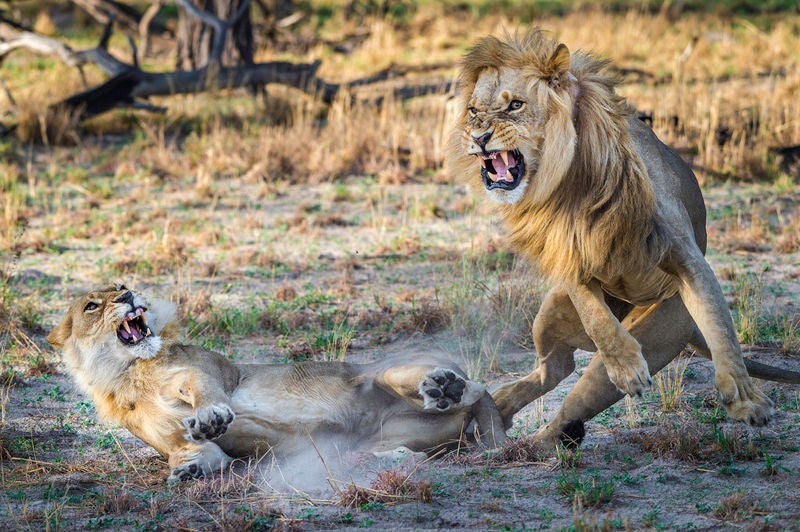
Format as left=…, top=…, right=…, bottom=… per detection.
left=176, top=0, right=253, bottom=70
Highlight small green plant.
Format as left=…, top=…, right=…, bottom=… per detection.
left=732, top=271, right=763, bottom=344
left=654, top=354, right=690, bottom=413
left=296, top=508, right=320, bottom=520
left=557, top=469, right=614, bottom=508
left=317, top=317, right=354, bottom=361
left=95, top=432, right=118, bottom=452
left=761, top=450, right=788, bottom=476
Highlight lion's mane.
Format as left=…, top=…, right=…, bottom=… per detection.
left=451, top=30, right=669, bottom=285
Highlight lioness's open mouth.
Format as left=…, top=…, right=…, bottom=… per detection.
left=478, top=149, right=526, bottom=190
left=117, top=307, right=153, bottom=345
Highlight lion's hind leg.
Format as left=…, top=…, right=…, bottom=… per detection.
left=491, top=286, right=594, bottom=426
left=531, top=295, right=695, bottom=449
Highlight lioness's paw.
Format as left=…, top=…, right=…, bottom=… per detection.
left=167, top=453, right=233, bottom=484
left=183, top=404, right=235, bottom=441
left=168, top=461, right=208, bottom=483
left=716, top=373, right=774, bottom=426
left=419, top=368, right=467, bottom=411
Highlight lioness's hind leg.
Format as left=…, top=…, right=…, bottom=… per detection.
left=419, top=368, right=483, bottom=410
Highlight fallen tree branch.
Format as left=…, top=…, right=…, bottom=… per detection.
left=2, top=6, right=454, bottom=122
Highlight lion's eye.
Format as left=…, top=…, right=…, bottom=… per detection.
left=467, top=107, right=477, bottom=117
left=84, top=302, right=99, bottom=312
left=507, top=100, right=525, bottom=112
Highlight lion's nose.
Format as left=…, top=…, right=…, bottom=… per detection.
left=472, top=131, right=493, bottom=149
left=114, top=291, right=135, bottom=307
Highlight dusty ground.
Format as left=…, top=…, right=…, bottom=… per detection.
left=1, top=169, right=799, bottom=530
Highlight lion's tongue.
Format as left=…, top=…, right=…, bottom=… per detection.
left=491, top=151, right=516, bottom=181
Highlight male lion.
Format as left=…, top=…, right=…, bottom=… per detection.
left=450, top=30, right=800, bottom=447
left=46, top=285, right=506, bottom=482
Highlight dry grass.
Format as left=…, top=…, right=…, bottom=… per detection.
left=337, top=468, right=432, bottom=508
left=448, top=435, right=548, bottom=467
left=626, top=418, right=759, bottom=464
left=713, top=491, right=765, bottom=523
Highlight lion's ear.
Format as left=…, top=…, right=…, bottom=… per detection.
left=545, top=43, right=571, bottom=84
left=46, top=315, right=73, bottom=349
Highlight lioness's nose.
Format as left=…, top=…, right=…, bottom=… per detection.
left=472, top=131, right=493, bottom=148
left=114, top=291, right=135, bottom=307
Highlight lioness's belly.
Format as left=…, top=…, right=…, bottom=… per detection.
left=600, top=268, right=678, bottom=306
left=214, top=370, right=364, bottom=456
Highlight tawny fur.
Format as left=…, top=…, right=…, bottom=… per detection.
left=451, top=30, right=667, bottom=285
left=449, top=29, right=798, bottom=446
left=47, top=285, right=508, bottom=482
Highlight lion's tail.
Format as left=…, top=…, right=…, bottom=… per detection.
left=690, top=337, right=800, bottom=384
left=743, top=358, right=800, bottom=384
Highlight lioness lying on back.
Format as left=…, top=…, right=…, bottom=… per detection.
left=47, top=285, right=506, bottom=483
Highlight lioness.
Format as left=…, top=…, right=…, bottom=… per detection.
left=450, top=30, right=800, bottom=446
left=46, top=285, right=507, bottom=482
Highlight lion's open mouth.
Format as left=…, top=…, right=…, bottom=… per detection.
left=477, top=149, right=526, bottom=190
left=117, top=307, right=153, bottom=345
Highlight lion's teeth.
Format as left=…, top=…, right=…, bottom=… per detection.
left=141, top=313, right=148, bottom=324
left=500, top=151, right=509, bottom=166
left=122, top=320, right=131, bottom=334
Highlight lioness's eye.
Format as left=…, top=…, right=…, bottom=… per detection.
left=507, top=100, right=524, bottom=111
left=84, top=302, right=99, bottom=312
left=467, top=107, right=477, bottom=117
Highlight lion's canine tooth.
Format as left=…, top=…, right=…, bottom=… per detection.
left=122, top=320, right=131, bottom=334
left=500, top=151, right=509, bottom=165
left=141, top=313, right=148, bottom=324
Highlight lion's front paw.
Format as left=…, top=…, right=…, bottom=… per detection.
left=183, top=404, right=235, bottom=441
left=601, top=349, right=652, bottom=397
left=716, top=372, right=774, bottom=426
left=419, top=368, right=467, bottom=411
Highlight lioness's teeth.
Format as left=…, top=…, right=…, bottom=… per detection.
left=140, top=313, right=148, bottom=324
left=122, top=320, right=131, bottom=334
left=146, top=330, right=151, bottom=336
left=500, top=151, right=509, bottom=166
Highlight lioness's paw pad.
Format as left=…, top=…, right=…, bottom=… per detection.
left=183, top=404, right=235, bottom=441
left=419, top=368, right=467, bottom=411
left=168, top=462, right=207, bottom=483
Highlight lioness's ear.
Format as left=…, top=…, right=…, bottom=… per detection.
left=545, top=43, right=571, bottom=85
left=46, top=315, right=73, bottom=349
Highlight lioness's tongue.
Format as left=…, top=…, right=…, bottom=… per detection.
left=491, top=151, right=516, bottom=181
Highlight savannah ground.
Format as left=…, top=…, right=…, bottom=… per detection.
left=2, top=1, right=800, bottom=529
